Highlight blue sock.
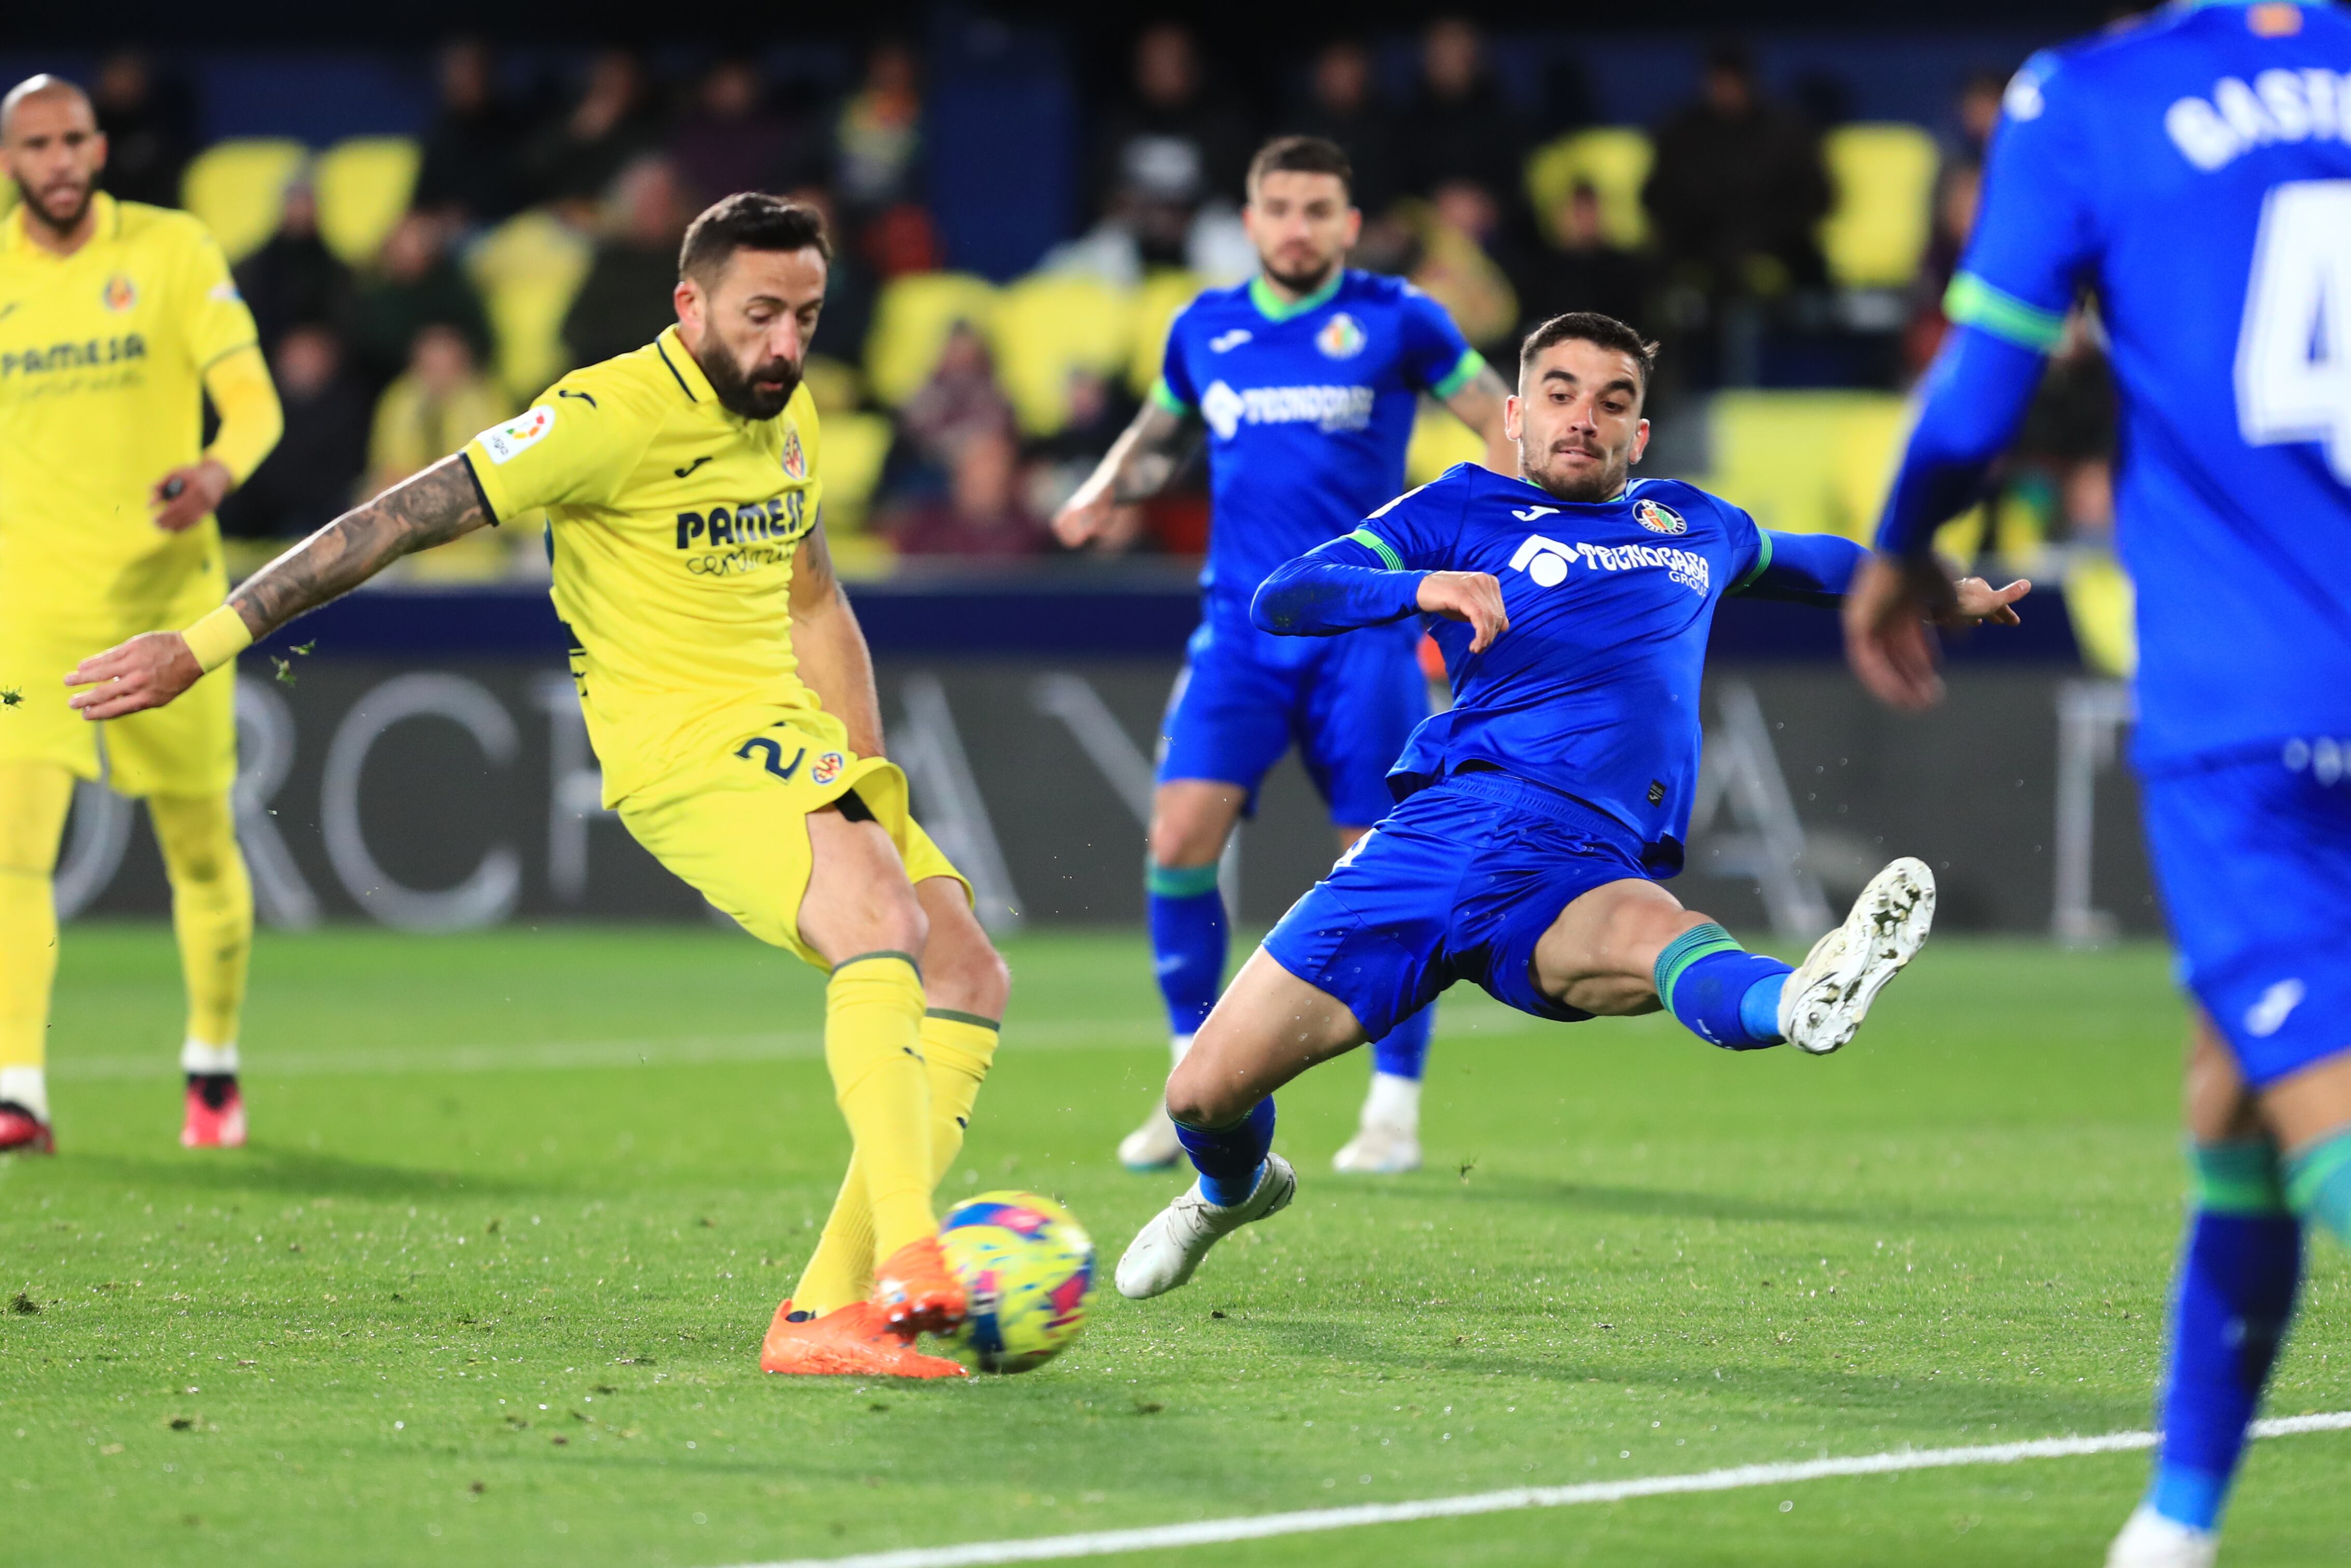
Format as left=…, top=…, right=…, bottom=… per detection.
left=1174, top=1097, right=1275, bottom=1207
left=1147, top=862, right=1226, bottom=1039
left=1652, top=924, right=1792, bottom=1049
left=1370, top=1006, right=1434, bottom=1081
left=2147, top=1140, right=2302, bottom=1532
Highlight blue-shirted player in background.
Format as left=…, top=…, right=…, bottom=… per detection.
left=1055, top=136, right=1515, bottom=1176
left=1114, top=311, right=2028, bottom=1303
left=1845, top=6, right=2351, bottom=1565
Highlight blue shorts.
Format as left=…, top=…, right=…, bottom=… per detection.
left=1157, top=616, right=1427, bottom=828
left=2141, top=745, right=2351, bottom=1088
left=1262, top=771, right=1655, bottom=1040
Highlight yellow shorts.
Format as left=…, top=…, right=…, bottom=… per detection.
left=0, top=629, right=236, bottom=798
left=617, top=711, right=969, bottom=971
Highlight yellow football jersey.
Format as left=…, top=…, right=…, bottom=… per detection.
left=463, top=325, right=826, bottom=803
left=0, top=193, right=261, bottom=641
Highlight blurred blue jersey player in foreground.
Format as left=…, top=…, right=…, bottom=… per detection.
left=1055, top=136, right=1515, bottom=1176
left=1844, top=7, right=2351, bottom=1565
left=1115, top=311, right=2030, bottom=1305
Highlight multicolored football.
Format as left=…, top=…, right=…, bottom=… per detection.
left=937, top=1191, right=1095, bottom=1374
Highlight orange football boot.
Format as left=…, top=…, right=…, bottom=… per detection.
left=759, top=1299, right=966, bottom=1379
left=182, top=1077, right=246, bottom=1149
left=873, top=1235, right=966, bottom=1335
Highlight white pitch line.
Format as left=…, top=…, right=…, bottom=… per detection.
left=721, top=1412, right=2351, bottom=1568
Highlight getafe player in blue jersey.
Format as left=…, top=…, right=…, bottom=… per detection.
left=1056, top=136, right=1514, bottom=1176
left=1844, top=6, right=2351, bottom=1564
left=1114, top=310, right=2028, bottom=1303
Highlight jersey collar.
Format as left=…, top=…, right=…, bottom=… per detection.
left=3, top=189, right=117, bottom=258
left=654, top=324, right=716, bottom=405
left=1248, top=269, right=1344, bottom=323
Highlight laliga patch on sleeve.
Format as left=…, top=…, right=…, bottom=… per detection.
left=479, top=406, right=556, bottom=464
left=207, top=280, right=243, bottom=303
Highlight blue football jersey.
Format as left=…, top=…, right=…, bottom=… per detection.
left=1944, top=0, right=2351, bottom=766
left=1155, top=269, right=1480, bottom=632
left=1351, top=463, right=1768, bottom=868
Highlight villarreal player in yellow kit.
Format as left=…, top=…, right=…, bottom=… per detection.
left=0, top=76, right=282, bottom=1155
left=72, top=193, right=1003, bottom=1379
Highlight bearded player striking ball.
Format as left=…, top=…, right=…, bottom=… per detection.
left=68, top=194, right=1004, bottom=1380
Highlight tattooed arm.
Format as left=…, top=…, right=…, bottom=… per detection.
left=66, top=455, right=491, bottom=720
left=1049, top=399, right=1196, bottom=549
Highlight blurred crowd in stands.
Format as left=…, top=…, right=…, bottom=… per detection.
left=54, top=21, right=2116, bottom=574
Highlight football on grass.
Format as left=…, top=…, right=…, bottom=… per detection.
left=938, top=1191, right=1095, bottom=1373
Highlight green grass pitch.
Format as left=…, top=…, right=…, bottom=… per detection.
left=3, top=923, right=2347, bottom=1567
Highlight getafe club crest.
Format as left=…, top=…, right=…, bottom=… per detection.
left=1633, top=498, right=1686, bottom=535
left=780, top=424, right=807, bottom=481
left=101, top=274, right=137, bottom=312
left=1315, top=312, right=1366, bottom=360
left=811, top=751, right=845, bottom=787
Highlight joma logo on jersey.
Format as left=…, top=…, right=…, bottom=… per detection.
left=0, top=334, right=147, bottom=377
left=1198, top=379, right=1374, bottom=440
left=1509, top=532, right=1709, bottom=594
left=675, top=490, right=805, bottom=549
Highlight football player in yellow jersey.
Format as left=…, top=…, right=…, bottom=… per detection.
left=0, top=76, right=283, bottom=1155
left=70, top=194, right=1004, bottom=1380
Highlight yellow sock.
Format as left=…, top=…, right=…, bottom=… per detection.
left=794, top=1008, right=1000, bottom=1315
left=823, top=952, right=935, bottom=1269
left=148, top=793, right=252, bottom=1054
left=0, top=763, right=73, bottom=1081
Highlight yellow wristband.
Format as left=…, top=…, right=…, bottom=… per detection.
left=180, top=605, right=254, bottom=674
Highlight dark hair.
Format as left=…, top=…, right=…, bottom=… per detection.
left=1518, top=311, right=1659, bottom=389
left=677, top=193, right=831, bottom=282
left=1246, top=135, right=1352, bottom=200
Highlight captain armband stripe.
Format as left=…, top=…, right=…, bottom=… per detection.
left=1345, top=528, right=1404, bottom=572
left=1430, top=348, right=1487, bottom=400
left=1943, top=273, right=2066, bottom=354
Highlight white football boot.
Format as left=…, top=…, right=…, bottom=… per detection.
left=2105, top=1505, right=2218, bottom=1568
left=1116, top=1034, right=1194, bottom=1170
left=1778, top=856, right=1935, bottom=1055
left=1333, top=1072, right=1423, bottom=1173
left=1116, top=1153, right=1297, bottom=1300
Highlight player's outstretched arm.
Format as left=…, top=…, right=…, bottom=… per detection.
left=787, top=520, right=886, bottom=758
left=1051, top=401, right=1194, bottom=548
left=65, top=455, right=491, bottom=721
left=1441, top=362, right=1520, bottom=477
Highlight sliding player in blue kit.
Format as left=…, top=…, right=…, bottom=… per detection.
left=1115, top=311, right=2030, bottom=1303
left=1057, top=135, right=1514, bottom=1176
left=1843, top=6, right=2351, bottom=1565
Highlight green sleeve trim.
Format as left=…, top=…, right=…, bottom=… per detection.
left=1149, top=377, right=1192, bottom=416
left=1146, top=862, right=1223, bottom=898
left=1430, top=348, right=1486, bottom=401
left=1651, top=922, right=1746, bottom=1014
left=1944, top=272, right=2066, bottom=354
left=1729, top=528, right=1775, bottom=596
left=924, top=1007, right=1002, bottom=1032
left=1346, top=527, right=1404, bottom=572
left=2194, top=1139, right=2290, bottom=1216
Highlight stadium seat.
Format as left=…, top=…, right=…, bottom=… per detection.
left=1819, top=123, right=1940, bottom=290
left=180, top=139, right=308, bottom=263
left=863, top=272, right=1000, bottom=408
left=1705, top=390, right=1909, bottom=539
left=1406, top=400, right=1484, bottom=488
left=989, top=275, right=1136, bottom=437
left=817, top=409, right=894, bottom=536
left=1524, top=128, right=1653, bottom=249
left=313, top=136, right=420, bottom=267
left=1127, top=269, right=1206, bottom=399
left=465, top=211, right=594, bottom=402
left=2065, top=554, right=2136, bottom=678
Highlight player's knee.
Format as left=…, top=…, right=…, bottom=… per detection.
left=933, top=936, right=1012, bottom=1020
left=1164, top=1057, right=1241, bottom=1129
left=1146, top=815, right=1221, bottom=871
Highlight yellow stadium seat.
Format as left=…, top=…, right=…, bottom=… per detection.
left=2065, top=554, right=2137, bottom=678
left=1406, top=400, right=1484, bottom=488
left=1524, top=128, right=1653, bottom=250
left=817, top=410, right=894, bottom=536
left=1128, top=269, right=1205, bottom=398
left=988, top=274, right=1136, bottom=436
left=314, top=136, right=421, bottom=266
left=863, top=272, right=1000, bottom=407
left=1705, top=390, right=1909, bottom=539
left=181, top=139, right=308, bottom=263
left=1820, top=123, right=1940, bottom=289
left=464, top=210, right=594, bottom=401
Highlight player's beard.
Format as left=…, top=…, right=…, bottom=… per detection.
left=1261, top=250, right=1339, bottom=297
left=14, top=172, right=93, bottom=240
left=702, top=346, right=803, bottom=421
left=1524, top=440, right=1629, bottom=505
